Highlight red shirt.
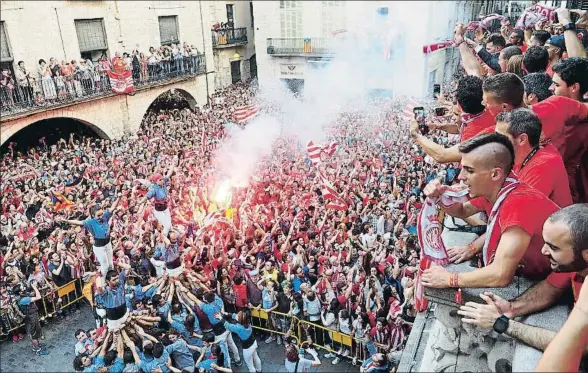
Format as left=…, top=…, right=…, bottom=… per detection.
left=460, top=110, right=496, bottom=142
left=562, top=119, right=588, bottom=203
left=546, top=271, right=584, bottom=303
left=514, top=144, right=573, bottom=207
left=531, top=96, right=588, bottom=156
left=470, top=183, right=558, bottom=280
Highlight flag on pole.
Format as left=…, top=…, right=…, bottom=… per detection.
left=233, top=105, right=260, bottom=123
left=303, top=38, right=313, bottom=53
left=306, top=141, right=338, bottom=166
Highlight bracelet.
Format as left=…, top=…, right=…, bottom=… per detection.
left=468, top=242, right=478, bottom=254
left=449, top=272, right=459, bottom=288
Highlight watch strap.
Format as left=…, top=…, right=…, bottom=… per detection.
left=563, top=23, right=576, bottom=31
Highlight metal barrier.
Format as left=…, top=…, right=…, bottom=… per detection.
left=0, top=278, right=85, bottom=339
left=249, top=309, right=387, bottom=363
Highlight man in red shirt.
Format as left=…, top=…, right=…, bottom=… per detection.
left=551, top=58, right=588, bottom=203
left=481, top=72, right=588, bottom=157
left=422, top=133, right=559, bottom=289
left=456, top=203, right=588, bottom=353
left=410, top=75, right=495, bottom=164
left=494, top=108, right=573, bottom=207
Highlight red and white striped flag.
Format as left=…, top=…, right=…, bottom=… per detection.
left=233, top=104, right=260, bottom=123
left=307, top=141, right=338, bottom=166
left=319, top=173, right=348, bottom=211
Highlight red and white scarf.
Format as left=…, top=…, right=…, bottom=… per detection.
left=482, top=174, right=520, bottom=265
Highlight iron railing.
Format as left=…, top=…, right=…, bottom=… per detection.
left=266, top=38, right=343, bottom=55
left=211, top=27, right=248, bottom=47
left=0, top=54, right=206, bottom=118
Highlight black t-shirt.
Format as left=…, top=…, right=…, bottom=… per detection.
left=276, top=292, right=291, bottom=313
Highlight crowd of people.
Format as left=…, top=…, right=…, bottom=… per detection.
left=0, top=41, right=204, bottom=114
left=1, top=5, right=588, bottom=373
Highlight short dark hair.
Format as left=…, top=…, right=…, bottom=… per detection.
left=487, top=33, right=506, bottom=49
left=17, top=61, right=24, bottom=66
left=458, top=133, right=515, bottom=174
left=496, top=108, right=542, bottom=147
left=103, top=350, right=117, bottom=366
left=523, top=73, right=553, bottom=103
left=501, top=46, right=522, bottom=62
left=456, top=76, right=485, bottom=115
left=73, top=355, right=86, bottom=371
left=531, top=30, right=551, bottom=45
left=548, top=204, right=588, bottom=255
left=75, top=329, right=85, bottom=338
left=523, top=46, right=549, bottom=73
left=482, top=73, right=525, bottom=107
left=204, top=291, right=216, bottom=303
left=552, top=57, right=588, bottom=96
left=105, top=270, right=118, bottom=282
left=152, top=342, right=164, bottom=358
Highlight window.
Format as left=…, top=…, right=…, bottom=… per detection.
left=280, top=0, right=302, bottom=38
left=75, top=19, right=108, bottom=56
left=159, top=16, right=179, bottom=45
left=321, top=1, right=345, bottom=37
left=226, top=4, right=234, bottom=28
left=428, top=70, right=437, bottom=93
left=1, top=21, right=13, bottom=62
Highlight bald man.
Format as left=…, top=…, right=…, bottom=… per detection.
left=422, top=133, right=559, bottom=289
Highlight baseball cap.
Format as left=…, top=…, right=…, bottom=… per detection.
left=546, top=35, right=566, bottom=51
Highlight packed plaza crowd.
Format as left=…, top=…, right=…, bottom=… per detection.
left=0, top=41, right=204, bottom=114
left=1, top=5, right=588, bottom=373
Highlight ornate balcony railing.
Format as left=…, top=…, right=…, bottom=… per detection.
left=211, top=27, right=248, bottom=47
left=0, top=54, right=206, bottom=119
left=266, top=38, right=343, bottom=55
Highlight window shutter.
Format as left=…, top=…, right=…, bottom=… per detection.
left=159, top=16, right=179, bottom=45
left=75, top=19, right=107, bottom=52
left=1, top=22, right=12, bottom=62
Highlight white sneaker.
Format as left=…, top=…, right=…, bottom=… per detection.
left=324, top=353, right=336, bottom=359
left=352, top=357, right=357, bottom=366
left=332, top=357, right=341, bottom=365
left=342, top=349, right=350, bottom=357
left=276, top=336, right=282, bottom=345
left=265, top=336, right=273, bottom=344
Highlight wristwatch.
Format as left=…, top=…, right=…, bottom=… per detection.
left=563, top=23, right=576, bottom=32
left=493, top=315, right=510, bottom=334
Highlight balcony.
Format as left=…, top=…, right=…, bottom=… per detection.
left=0, top=54, right=206, bottom=119
left=211, top=27, right=248, bottom=48
left=266, top=38, right=343, bottom=56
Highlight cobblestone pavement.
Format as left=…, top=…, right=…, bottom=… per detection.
left=0, top=306, right=360, bottom=373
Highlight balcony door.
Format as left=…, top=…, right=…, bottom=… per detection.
left=231, top=60, right=241, bottom=84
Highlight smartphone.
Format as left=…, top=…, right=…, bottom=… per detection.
left=435, top=107, right=447, bottom=116
left=433, top=84, right=441, bottom=99
left=413, top=107, right=426, bottom=121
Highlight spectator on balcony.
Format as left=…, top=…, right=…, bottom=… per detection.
left=98, top=54, right=111, bottom=90
left=60, top=60, right=74, bottom=97
left=78, top=60, right=94, bottom=96
left=38, top=59, right=57, bottom=102
left=147, top=47, right=160, bottom=79
left=171, top=43, right=184, bottom=75
left=0, top=68, right=16, bottom=107
left=422, top=133, right=559, bottom=288
left=15, top=61, right=34, bottom=105
left=139, top=52, right=148, bottom=82
left=131, top=50, right=141, bottom=82
left=457, top=203, right=588, bottom=355
left=161, top=46, right=172, bottom=75
left=494, top=109, right=573, bottom=207
left=48, top=58, right=61, bottom=78
left=71, top=60, right=84, bottom=98
left=54, top=70, right=67, bottom=101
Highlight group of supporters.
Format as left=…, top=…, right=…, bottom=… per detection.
left=0, top=41, right=203, bottom=114
left=1, top=6, right=588, bottom=373
left=411, top=7, right=588, bottom=373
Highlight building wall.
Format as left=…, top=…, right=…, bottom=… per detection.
left=0, top=74, right=210, bottom=145
left=1, top=0, right=214, bottom=79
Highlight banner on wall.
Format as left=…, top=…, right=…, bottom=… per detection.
left=280, top=64, right=304, bottom=77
